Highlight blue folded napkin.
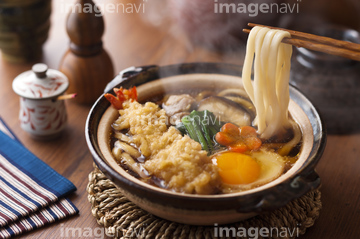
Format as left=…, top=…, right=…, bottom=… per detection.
left=0, top=118, right=78, bottom=238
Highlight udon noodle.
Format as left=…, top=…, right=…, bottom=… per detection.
left=242, top=26, right=293, bottom=139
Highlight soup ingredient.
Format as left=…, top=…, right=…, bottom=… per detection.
left=113, top=100, right=221, bottom=194
left=223, top=96, right=256, bottom=116
left=242, top=26, right=293, bottom=139
left=144, top=130, right=221, bottom=194
left=216, top=149, right=286, bottom=192
left=113, top=150, right=148, bottom=178
left=197, top=96, right=252, bottom=127
left=162, top=94, right=196, bottom=125
left=104, top=86, right=138, bottom=110
left=112, top=101, right=168, bottom=156
left=243, top=150, right=285, bottom=188
left=113, top=131, right=132, bottom=144
left=162, top=94, right=196, bottom=116
left=217, top=89, right=256, bottom=116
left=215, top=123, right=262, bottom=153
left=113, top=140, right=141, bottom=159
left=176, top=110, right=223, bottom=154
left=215, top=152, right=261, bottom=184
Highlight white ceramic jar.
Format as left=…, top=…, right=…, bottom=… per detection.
left=12, top=63, right=69, bottom=139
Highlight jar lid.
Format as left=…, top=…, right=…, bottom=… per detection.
left=12, top=63, right=69, bottom=100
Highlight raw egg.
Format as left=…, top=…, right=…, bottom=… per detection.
left=214, top=149, right=285, bottom=190
left=215, top=152, right=261, bottom=185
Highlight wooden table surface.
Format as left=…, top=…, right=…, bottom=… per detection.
left=1, top=1, right=359, bottom=238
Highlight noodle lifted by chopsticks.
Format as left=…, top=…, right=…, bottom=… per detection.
left=242, top=26, right=293, bottom=139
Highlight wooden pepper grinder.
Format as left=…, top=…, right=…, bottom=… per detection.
left=59, top=0, right=114, bottom=104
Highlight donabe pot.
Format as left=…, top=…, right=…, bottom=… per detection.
left=86, top=63, right=326, bottom=225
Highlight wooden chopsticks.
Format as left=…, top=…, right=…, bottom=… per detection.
left=243, top=23, right=360, bottom=61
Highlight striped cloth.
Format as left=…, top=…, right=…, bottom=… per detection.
left=0, top=118, right=78, bottom=238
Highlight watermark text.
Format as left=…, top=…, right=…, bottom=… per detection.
left=214, top=0, right=301, bottom=16
left=60, top=0, right=147, bottom=17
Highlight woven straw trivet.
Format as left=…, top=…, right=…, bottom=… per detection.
left=87, top=165, right=321, bottom=239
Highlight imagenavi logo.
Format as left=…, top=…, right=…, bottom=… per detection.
left=214, top=0, right=301, bottom=17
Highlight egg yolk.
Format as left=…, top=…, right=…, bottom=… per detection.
left=215, top=152, right=261, bottom=185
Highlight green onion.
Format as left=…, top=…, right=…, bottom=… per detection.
left=177, top=110, right=223, bottom=154
left=181, top=116, right=200, bottom=143
left=175, top=122, right=187, bottom=135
